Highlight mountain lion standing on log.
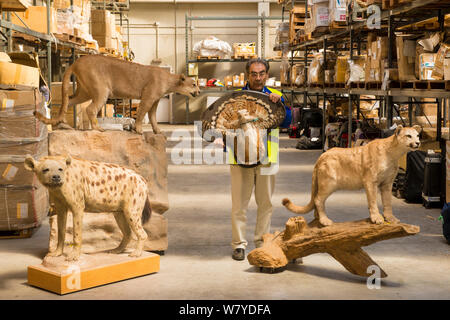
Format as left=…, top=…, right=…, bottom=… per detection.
left=283, top=125, right=422, bottom=226
left=34, top=55, right=200, bottom=134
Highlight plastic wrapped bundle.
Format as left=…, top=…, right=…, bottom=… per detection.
left=56, top=9, right=75, bottom=34
left=193, top=36, right=232, bottom=58
left=347, top=58, right=366, bottom=84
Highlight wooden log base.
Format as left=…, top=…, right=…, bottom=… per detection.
left=247, top=217, right=420, bottom=278
left=28, top=251, right=160, bottom=295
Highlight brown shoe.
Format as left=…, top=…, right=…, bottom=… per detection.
left=232, top=248, right=245, bottom=261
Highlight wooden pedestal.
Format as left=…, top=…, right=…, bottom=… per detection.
left=28, top=251, right=160, bottom=295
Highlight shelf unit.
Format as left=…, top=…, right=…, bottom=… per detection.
left=279, top=0, right=450, bottom=149
left=1, top=0, right=133, bottom=127
left=184, top=14, right=287, bottom=124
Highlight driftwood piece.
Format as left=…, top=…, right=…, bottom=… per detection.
left=247, top=217, right=420, bottom=277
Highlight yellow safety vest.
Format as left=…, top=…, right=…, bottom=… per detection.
left=228, top=86, right=282, bottom=165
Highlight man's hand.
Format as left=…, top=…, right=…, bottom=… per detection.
left=269, top=93, right=281, bottom=103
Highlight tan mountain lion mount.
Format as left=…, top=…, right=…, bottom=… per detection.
left=34, top=55, right=200, bottom=134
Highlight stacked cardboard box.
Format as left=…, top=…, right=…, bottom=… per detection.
left=396, top=36, right=416, bottom=81
left=0, top=89, right=49, bottom=232
left=419, top=53, right=436, bottom=80
left=307, top=0, right=329, bottom=35
left=366, top=35, right=388, bottom=82
left=329, top=0, right=347, bottom=24
left=431, top=43, right=450, bottom=80
left=224, top=74, right=245, bottom=88
left=445, top=57, right=450, bottom=80
left=0, top=52, right=39, bottom=88
left=53, top=0, right=71, bottom=9
left=72, top=0, right=91, bottom=40
left=11, top=6, right=58, bottom=34
left=91, top=9, right=113, bottom=48
left=335, top=55, right=348, bottom=83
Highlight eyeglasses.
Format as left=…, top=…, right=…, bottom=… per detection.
left=249, top=71, right=267, bottom=78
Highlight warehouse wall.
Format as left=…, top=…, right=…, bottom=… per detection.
left=128, top=1, right=284, bottom=123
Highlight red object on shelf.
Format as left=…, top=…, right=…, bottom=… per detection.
left=207, top=78, right=217, bottom=87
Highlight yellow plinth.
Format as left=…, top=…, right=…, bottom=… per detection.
left=28, top=251, right=160, bottom=295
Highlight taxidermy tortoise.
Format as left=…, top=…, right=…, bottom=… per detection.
left=199, top=90, right=286, bottom=140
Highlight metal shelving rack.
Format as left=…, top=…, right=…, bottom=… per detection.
left=279, top=0, right=450, bottom=148
left=0, top=0, right=99, bottom=127
left=184, top=14, right=287, bottom=124
left=1, top=1, right=133, bottom=126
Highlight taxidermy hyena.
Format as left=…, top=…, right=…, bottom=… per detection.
left=24, top=154, right=151, bottom=261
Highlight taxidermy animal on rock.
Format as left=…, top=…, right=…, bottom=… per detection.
left=282, top=125, right=422, bottom=226
left=34, top=54, right=200, bottom=134
left=24, top=154, right=152, bottom=261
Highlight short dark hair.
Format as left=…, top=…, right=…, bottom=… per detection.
left=245, top=58, right=270, bottom=74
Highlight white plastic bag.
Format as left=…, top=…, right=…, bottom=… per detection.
left=193, top=36, right=232, bottom=58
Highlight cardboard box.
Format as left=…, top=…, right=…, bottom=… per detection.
left=0, top=183, right=49, bottom=231
left=91, top=9, right=110, bottom=22
left=431, top=43, right=450, bottom=80
left=0, top=61, right=39, bottom=88
left=0, top=89, right=46, bottom=140
left=197, top=78, right=207, bottom=87
left=329, top=0, right=346, bottom=23
left=91, top=9, right=113, bottom=48
left=239, top=73, right=245, bottom=87
left=92, top=21, right=111, bottom=37
left=335, top=56, right=348, bottom=83
left=376, top=37, right=388, bottom=60
left=11, top=6, right=57, bottom=34
left=94, top=34, right=112, bottom=48
left=188, top=63, right=198, bottom=76
left=422, top=98, right=437, bottom=117
left=396, top=36, right=416, bottom=80
left=310, top=2, right=329, bottom=29
left=50, top=82, right=74, bottom=104
left=224, top=75, right=233, bottom=88
left=53, top=0, right=71, bottom=9
left=0, top=88, right=49, bottom=231
left=415, top=41, right=426, bottom=79
left=98, top=104, right=114, bottom=118
left=0, top=0, right=33, bottom=11
left=419, top=53, right=436, bottom=80
left=418, top=33, right=441, bottom=52
left=0, top=52, right=40, bottom=88
left=233, top=75, right=240, bottom=87
left=50, top=82, right=91, bottom=129
left=445, top=58, right=450, bottom=80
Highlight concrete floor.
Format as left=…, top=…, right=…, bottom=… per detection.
left=0, top=124, right=448, bottom=300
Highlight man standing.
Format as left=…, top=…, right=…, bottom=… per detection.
left=228, top=58, right=291, bottom=261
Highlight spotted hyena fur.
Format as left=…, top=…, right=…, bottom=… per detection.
left=24, top=154, right=151, bottom=261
